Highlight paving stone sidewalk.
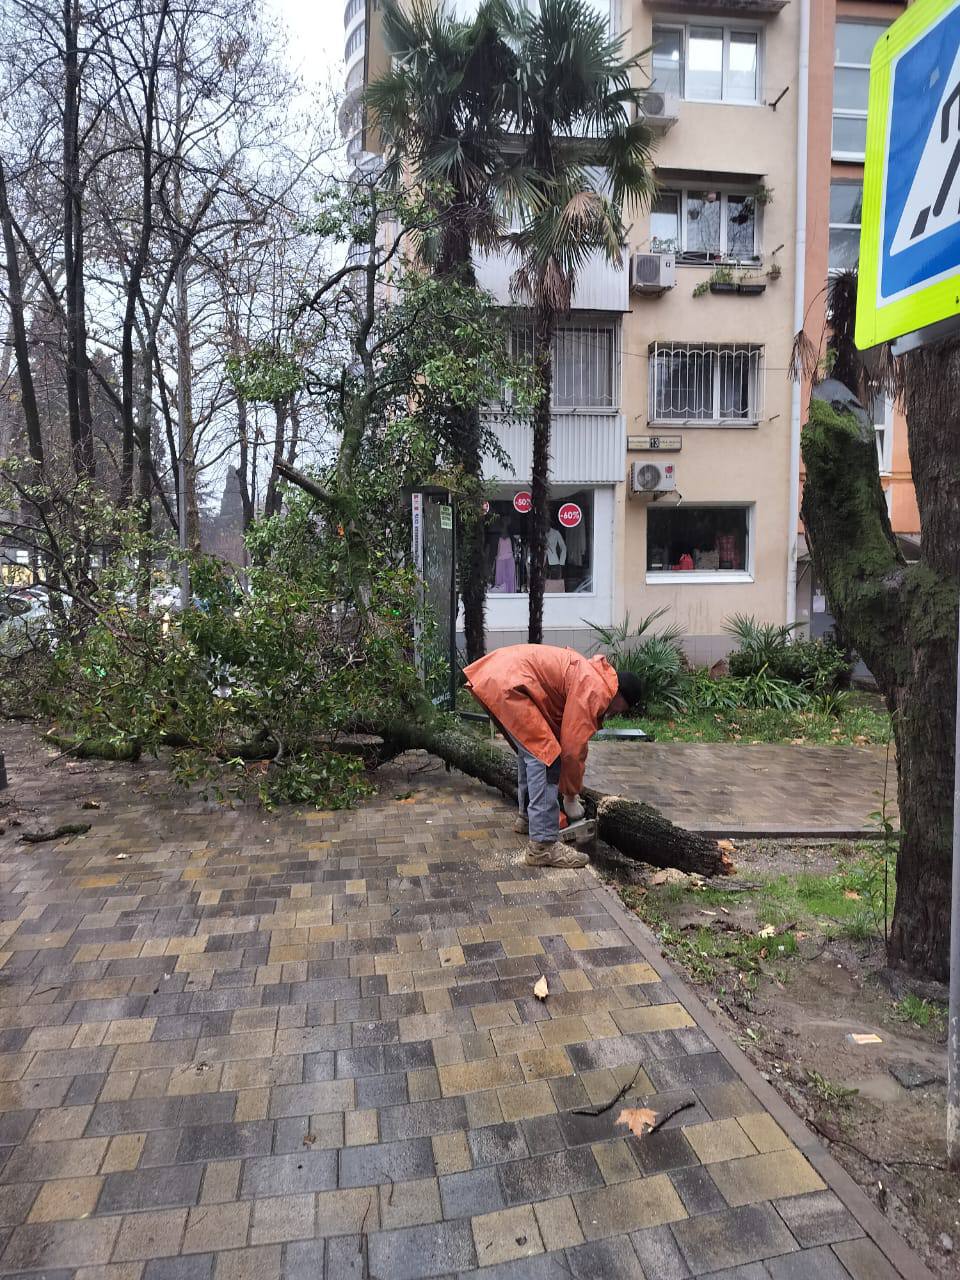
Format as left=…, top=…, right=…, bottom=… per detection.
left=585, top=742, right=897, bottom=837
left=0, top=734, right=928, bottom=1280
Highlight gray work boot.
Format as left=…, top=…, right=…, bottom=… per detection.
left=525, top=840, right=588, bottom=869
left=513, top=815, right=529, bottom=834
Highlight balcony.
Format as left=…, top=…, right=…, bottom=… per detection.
left=473, top=248, right=629, bottom=312
left=481, top=411, right=625, bottom=485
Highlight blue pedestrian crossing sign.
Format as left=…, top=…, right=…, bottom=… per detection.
left=857, top=0, right=960, bottom=348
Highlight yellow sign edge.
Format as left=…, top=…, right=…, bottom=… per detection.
left=856, top=0, right=960, bottom=349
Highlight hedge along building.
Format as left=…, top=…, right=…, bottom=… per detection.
left=350, top=0, right=804, bottom=663
left=795, top=0, right=921, bottom=643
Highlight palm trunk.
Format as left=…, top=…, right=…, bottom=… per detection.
left=801, top=370, right=960, bottom=983
left=528, top=306, right=553, bottom=645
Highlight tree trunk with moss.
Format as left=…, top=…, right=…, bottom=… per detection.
left=801, top=370, right=960, bottom=982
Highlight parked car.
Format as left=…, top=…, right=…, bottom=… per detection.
left=0, top=587, right=72, bottom=657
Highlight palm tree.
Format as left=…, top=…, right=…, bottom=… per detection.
left=500, top=0, right=656, bottom=643
left=366, top=1, right=516, bottom=663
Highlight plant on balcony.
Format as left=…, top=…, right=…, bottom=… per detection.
left=753, top=183, right=774, bottom=207
left=693, top=266, right=735, bottom=297
left=737, top=271, right=766, bottom=295
left=766, top=261, right=782, bottom=281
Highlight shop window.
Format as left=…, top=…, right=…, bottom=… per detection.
left=828, top=180, right=863, bottom=272
left=833, top=21, right=887, bottom=159
left=651, top=188, right=759, bottom=262
left=648, top=342, right=763, bottom=424
left=652, top=23, right=760, bottom=104
left=647, top=506, right=751, bottom=577
left=485, top=489, right=594, bottom=595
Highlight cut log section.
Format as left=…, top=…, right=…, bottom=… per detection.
left=376, top=720, right=725, bottom=877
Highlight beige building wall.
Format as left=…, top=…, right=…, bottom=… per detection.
left=618, top=0, right=801, bottom=663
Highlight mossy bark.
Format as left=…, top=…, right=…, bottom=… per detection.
left=377, top=719, right=723, bottom=875
left=801, top=371, right=960, bottom=982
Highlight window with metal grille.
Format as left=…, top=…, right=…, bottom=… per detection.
left=511, top=321, right=619, bottom=409
left=648, top=342, right=763, bottom=424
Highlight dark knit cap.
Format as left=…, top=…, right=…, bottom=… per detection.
left=614, top=669, right=644, bottom=710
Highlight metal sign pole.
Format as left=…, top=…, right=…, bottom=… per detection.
left=448, top=493, right=457, bottom=714
left=948, top=595, right=960, bottom=1171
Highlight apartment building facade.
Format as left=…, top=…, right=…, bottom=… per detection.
left=349, top=0, right=805, bottom=662
left=796, top=0, right=920, bottom=636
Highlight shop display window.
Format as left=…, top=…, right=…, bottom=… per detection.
left=647, top=505, right=750, bottom=575
left=485, top=489, right=594, bottom=595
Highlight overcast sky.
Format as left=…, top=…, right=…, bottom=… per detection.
left=268, top=0, right=346, bottom=95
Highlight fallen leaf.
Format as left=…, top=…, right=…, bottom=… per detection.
left=616, top=1106, right=658, bottom=1137
left=843, top=890, right=861, bottom=900
left=795, top=930, right=808, bottom=941
left=717, top=839, right=737, bottom=854
left=302, top=1132, right=317, bottom=1146
left=533, top=976, right=549, bottom=1000
left=758, top=924, right=777, bottom=938
left=81, top=799, right=101, bottom=810
left=115, top=853, right=129, bottom=861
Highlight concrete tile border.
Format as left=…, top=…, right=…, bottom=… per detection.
left=583, top=875, right=936, bottom=1280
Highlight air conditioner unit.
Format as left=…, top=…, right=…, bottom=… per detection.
left=638, top=89, right=680, bottom=131
left=631, top=461, right=676, bottom=494
left=630, top=252, right=676, bottom=294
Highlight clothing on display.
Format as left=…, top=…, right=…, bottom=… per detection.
left=493, top=536, right=516, bottom=593
left=546, top=528, right=567, bottom=567
left=565, top=520, right=586, bottom=566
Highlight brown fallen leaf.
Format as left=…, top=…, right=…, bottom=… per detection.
left=717, top=839, right=737, bottom=854
left=843, top=890, right=861, bottom=900
left=533, top=976, right=549, bottom=1001
left=616, top=1106, right=658, bottom=1137
left=758, top=924, right=777, bottom=938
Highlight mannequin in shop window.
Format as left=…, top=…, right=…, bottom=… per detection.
left=493, top=519, right=517, bottom=593
left=546, top=525, right=566, bottom=593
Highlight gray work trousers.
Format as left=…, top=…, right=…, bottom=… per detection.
left=517, top=743, right=561, bottom=844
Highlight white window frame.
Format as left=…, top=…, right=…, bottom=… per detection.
left=651, top=186, right=761, bottom=263
left=652, top=20, right=762, bottom=106
left=832, top=20, right=887, bottom=161
left=646, top=502, right=755, bottom=584
left=648, top=342, right=764, bottom=427
left=827, top=179, right=863, bottom=274
left=873, top=395, right=893, bottom=475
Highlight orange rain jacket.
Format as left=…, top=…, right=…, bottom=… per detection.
left=463, top=644, right=618, bottom=797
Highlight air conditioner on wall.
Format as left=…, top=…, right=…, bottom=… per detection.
left=637, top=89, right=680, bottom=131
left=630, top=252, right=676, bottom=294
left=631, top=461, right=676, bottom=494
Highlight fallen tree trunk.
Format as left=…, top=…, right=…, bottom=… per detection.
left=377, top=719, right=724, bottom=877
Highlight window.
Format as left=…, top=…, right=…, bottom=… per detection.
left=833, top=22, right=886, bottom=159
left=344, top=0, right=364, bottom=26
left=871, top=393, right=893, bottom=473
left=512, top=322, right=618, bottom=409
left=345, top=22, right=365, bottom=60
left=829, top=181, right=863, bottom=271
left=648, top=343, right=764, bottom=424
left=486, top=488, right=594, bottom=595
left=653, top=23, right=760, bottom=104
left=647, top=506, right=752, bottom=578
left=651, top=188, right=759, bottom=261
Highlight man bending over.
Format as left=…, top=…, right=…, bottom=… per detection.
left=464, top=644, right=642, bottom=869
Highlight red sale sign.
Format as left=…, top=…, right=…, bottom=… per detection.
left=557, top=502, right=582, bottom=529
left=513, top=491, right=532, bottom=514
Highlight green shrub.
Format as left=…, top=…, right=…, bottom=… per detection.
left=724, top=614, right=851, bottom=693
left=586, top=609, right=686, bottom=716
